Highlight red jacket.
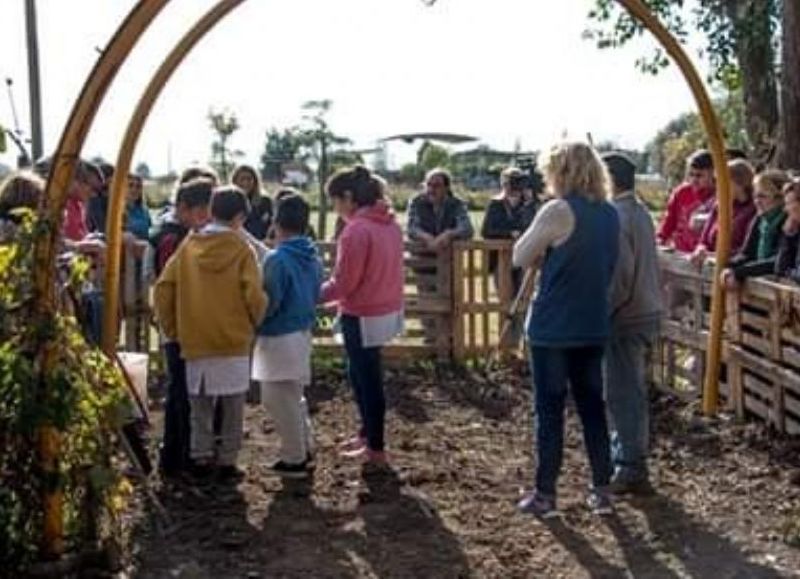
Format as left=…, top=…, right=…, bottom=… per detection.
left=63, top=197, right=89, bottom=242
left=321, top=201, right=404, bottom=317
left=657, top=182, right=714, bottom=253
left=698, top=199, right=757, bottom=254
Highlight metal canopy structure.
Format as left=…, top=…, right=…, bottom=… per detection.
left=29, top=0, right=732, bottom=555
left=379, top=132, right=479, bottom=144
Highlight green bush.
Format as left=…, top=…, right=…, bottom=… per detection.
left=0, top=213, right=130, bottom=572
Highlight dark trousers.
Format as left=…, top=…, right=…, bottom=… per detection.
left=160, top=341, right=191, bottom=472
left=531, top=345, right=612, bottom=496
left=341, top=314, right=385, bottom=452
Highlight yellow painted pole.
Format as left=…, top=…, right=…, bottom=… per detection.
left=102, top=0, right=246, bottom=355
left=615, top=0, right=730, bottom=415
left=30, top=0, right=169, bottom=557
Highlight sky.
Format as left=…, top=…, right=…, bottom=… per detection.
left=0, top=0, right=707, bottom=174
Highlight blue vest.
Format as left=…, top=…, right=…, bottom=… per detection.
left=528, top=194, right=619, bottom=346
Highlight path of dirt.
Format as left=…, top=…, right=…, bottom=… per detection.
left=128, top=362, right=800, bottom=578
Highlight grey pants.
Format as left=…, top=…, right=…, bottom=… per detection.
left=605, top=332, right=653, bottom=480
left=261, top=380, right=314, bottom=464
left=190, top=393, right=245, bottom=466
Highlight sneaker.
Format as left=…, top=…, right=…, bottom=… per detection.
left=587, top=489, right=614, bottom=516
left=271, top=460, right=310, bottom=479
left=517, top=492, right=559, bottom=519
left=306, top=452, right=316, bottom=469
left=609, top=475, right=654, bottom=497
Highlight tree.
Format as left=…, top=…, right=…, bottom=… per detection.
left=586, top=0, right=781, bottom=161
left=260, top=127, right=306, bottom=182
left=208, top=108, right=242, bottom=181
left=297, top=100, right=351, bottom=239
left=780, top=0, right=800, bottom=168
left=646, top=91, right=748, bottom=184
left=418, top=141, right=451, bottom=173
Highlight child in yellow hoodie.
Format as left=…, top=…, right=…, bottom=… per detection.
left=154, top=186, right=268, bottom=480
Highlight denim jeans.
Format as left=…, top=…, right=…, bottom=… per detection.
left=341, top=314, right=386, bottom=452
left=605, top=332, right=653, bottom=481
left=160, top=341, right=191, bottom=472
left=531, top=345, right=612, bottom=496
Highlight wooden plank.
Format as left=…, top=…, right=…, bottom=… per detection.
left=742, top=372, right=772, bottom=403
left=743, top=393, right=771, bottom=425
left=452, top=246, right=466, bottom=361
left=467, top=249, right=476, bottom=352
left=741, top=333, right=771, bottom=356
left=740, top=311, right=770, bottom=332
left=481, top=247, right=490, bottom=350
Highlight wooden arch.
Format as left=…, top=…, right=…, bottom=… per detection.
left=32, top=0, right=731, bottom=553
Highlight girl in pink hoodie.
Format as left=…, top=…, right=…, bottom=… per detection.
left=321, top=166, right=404, bottom=464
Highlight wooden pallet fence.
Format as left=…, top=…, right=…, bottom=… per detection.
left=656, top=251, right=800, bottom=435
left=451, top=240, right=515, bottom=360
left=314, top=241, right=455, bottom=361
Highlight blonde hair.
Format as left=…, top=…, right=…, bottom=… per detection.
left=754, top=169, right=789, bottom=199
left=541, top=142, right=611, bottom=201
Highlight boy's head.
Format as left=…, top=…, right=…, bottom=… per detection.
left=274, top=193, right=310, bottom=239
left=175, top=177, right=213, bottom=229
left=602, top=152, right=637, bottom=194
left=687, top=149, right=714, bottom=190
left=179, top=165, right=219, bottom=186
left=210, top=185, right=250, bottom=228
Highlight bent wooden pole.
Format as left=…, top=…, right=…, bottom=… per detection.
left=616, top=0, right=731, bottom=415
left=30, top=0, right=169, bottom=557
left=102, top=0, right=246, bottom=355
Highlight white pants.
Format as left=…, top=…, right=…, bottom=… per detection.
left=190, top=393, right=245, bottom=466
left=261, top=380, right=314, bottom=464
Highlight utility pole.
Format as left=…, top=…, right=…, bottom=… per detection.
left=317, top=132, right=328, bottom=239
left=25, top=0, right=44, bottom=160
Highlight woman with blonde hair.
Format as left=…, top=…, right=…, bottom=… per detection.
left=513, top=142, right=620, bottom=518
left=720, top=169, right=789, bottom=288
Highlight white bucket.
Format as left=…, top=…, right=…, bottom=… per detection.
left=118, top=352, right=149, bottom=418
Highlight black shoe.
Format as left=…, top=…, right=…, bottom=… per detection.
left=272, top=460, right=309, bottom=479
left=188, top=462, right=215, bottom=482
left=217, top=465, right=246, bottom=483
left=609, top=477, right=655, bottom=497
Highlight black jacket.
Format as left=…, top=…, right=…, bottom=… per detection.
left=406, top=193, right=474, bottom=241
left=776, top=231, right=800, bottom=282
left=481, top=198, right=537, bottom=240
left=244, top=195, right=273, bottom=240
left=728, top=211, right=786, bottom=281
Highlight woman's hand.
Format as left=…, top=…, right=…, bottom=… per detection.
left=720, top=268, right=738, bottom=291
left=689, top=246, right=707, bottom=269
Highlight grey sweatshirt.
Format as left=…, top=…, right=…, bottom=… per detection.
left=610, top=192, right=662, bottom=334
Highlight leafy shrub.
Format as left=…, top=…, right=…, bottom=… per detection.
left=0, top=213, right=130, bottom=572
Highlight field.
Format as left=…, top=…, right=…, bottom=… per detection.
left=128, top=361, right=800, bottom=578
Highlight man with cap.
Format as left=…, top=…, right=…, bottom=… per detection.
left=603, top=152, right=662, bottom=495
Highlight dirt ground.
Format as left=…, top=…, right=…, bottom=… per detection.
left=128, top=360, right=800, bottom=578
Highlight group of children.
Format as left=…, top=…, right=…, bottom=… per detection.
left=151, top=164, right=404, bottom=481
left=657, top=148, right=800, bottom=287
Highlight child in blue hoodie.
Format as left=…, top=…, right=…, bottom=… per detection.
left=253, top=193, right=322, bottom=479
